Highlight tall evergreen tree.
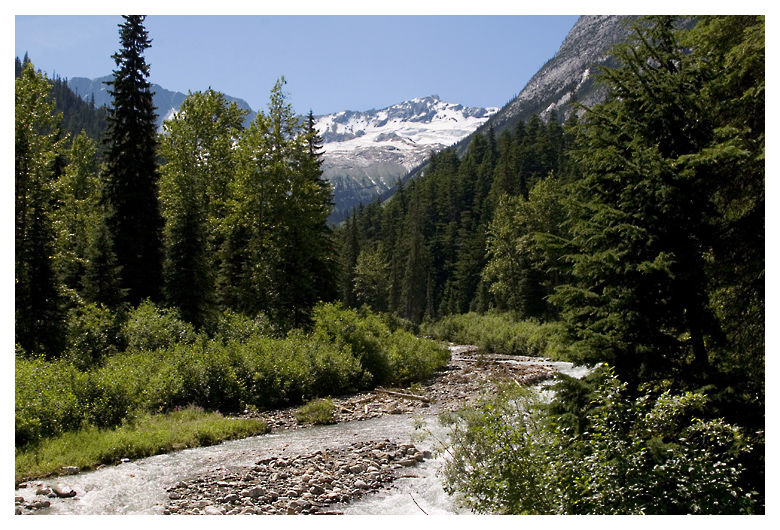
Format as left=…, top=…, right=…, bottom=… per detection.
left=102, top=15, right=163, bottom=306
left=15, top=61, right=66, bottom=355
left=553, top=16, right=764, bottom=394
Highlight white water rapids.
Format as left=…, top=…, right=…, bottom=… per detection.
left=16, top=353, right=590, bottom=515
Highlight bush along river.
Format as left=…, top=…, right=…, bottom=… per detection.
left=15, top=345, right=591, bottom=515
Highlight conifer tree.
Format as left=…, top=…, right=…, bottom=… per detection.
left=15, top=61, right=66, bottom=355
left=102, top=15, right=163, bottom=306
left=553, top=16, right=764, bottom=392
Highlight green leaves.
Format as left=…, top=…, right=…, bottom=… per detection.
left=441, top=368, right=756, bottom=514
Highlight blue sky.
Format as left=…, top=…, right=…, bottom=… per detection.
left=15, top=14, right=580, bottom=116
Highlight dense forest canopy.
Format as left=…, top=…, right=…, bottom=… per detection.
left=15, top=15, right=763, bottom=513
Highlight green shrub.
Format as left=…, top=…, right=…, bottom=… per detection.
left=294, top=330, right=366, bottom=396
left=312, top=302, right=391, bottom=386
left=123, top=300, right=198, bottom=351
left=234, top=334, right=317, bottom=407
left=440, top=367, right=757, bottom=514
left=15, top=354, right=87, bottom=446
left=294, top=398, right=336, bottom=425
left=210, top=309, right=279, bottom=343
left=62, top=303, right=126, bottom=370
left=422, top=312, right=569, bottom=359
left=313, top=302, right=449, bottom=387
left=384, top=331, right=451, bottom=386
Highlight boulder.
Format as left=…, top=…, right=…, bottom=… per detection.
left=51, top=484, right=77, bottom=498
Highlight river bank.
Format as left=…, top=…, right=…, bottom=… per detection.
left=249, top=344, right=557, bottom=430
left=15, top=345, right=560, bottom=515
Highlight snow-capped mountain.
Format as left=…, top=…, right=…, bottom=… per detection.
left=315, top=95, right=497, bottom=222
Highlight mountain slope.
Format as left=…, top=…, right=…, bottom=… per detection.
left=315, top=95, right=497, bottom=223
left=451, top=15, right=634, bottom=155
left=66, top=75, right=257, bottom=127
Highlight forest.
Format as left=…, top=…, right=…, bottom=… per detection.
left=15, top=15, right=763, bottom=513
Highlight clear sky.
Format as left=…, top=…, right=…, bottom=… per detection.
left=15, top=13, right=580, bottom=116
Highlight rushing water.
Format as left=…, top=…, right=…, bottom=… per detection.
left=16, top=355, right=589, bottom=515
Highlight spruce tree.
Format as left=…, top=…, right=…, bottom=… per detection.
left=15, top=62, right=66, bottom=355
left=102, top=15, right=163, bottom=306
left=553, top=16, right=764, bottom=393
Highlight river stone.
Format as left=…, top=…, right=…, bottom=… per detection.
left=52, top=484, right=77, bottom=498
left=36, top=486, right=51, bottom=496
left=240, top=486, right=266, bottom=499
left=62, top=466, right=80, bottom=475
left=223, top=493, right=239, bottom=503
left=354, top=479, right=370, bottom=490
left=203, top=505, right=223, bottom=515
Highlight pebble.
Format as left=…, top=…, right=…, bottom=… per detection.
left=160, top=439, right=426, bottom=515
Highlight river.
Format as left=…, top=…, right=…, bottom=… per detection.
left=15, top=355, right=589, bottom=515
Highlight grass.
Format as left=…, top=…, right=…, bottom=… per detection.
left=15, top=406, right=268, bottom=484
left=294, top=398, right=337, bottom=425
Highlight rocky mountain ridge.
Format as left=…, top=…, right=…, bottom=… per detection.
left=457, top=15, right=634, bottom=149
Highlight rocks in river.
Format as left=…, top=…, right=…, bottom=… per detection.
left=163, top=439, right=428, bottom=515
left=51, top=484, right=77, bottom=498
left=15, top=479, right=81, bottom=514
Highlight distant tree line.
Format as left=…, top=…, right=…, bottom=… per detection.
left=339, top=110, right=576, bottom=323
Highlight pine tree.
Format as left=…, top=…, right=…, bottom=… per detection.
left=340, top=211, right=360, bottom=307
left=15, top=61, right=67, bottom=355
left=102, top=15, right=163, bottom=306
left=553, top=16, right=764, bottom=392
left=82, top=219, right=126, bottom=307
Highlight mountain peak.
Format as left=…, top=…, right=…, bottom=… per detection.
left=315, top=96, right=498, bottom=222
